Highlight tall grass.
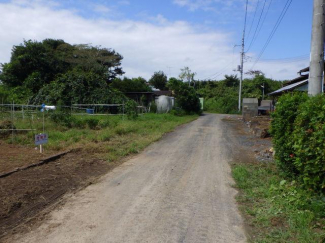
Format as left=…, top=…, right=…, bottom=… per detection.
left=232, top=162, right=325, bottom=243
left=1, top=112, right=198, bottom=162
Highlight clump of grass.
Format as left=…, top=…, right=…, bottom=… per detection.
left=232, top=162, right=325, bottom=243
left=3, top=113, right=198, bottom=162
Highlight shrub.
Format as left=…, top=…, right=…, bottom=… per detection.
left=270, top=93, right=308, bottom=176
left=99, top=119, right=110, bottom=128
left=292, top=95, right=325, bottom=191
left=271, top=93, right=325, bottom=192
left=167, top=78, right=201, bottom=115
left=170, top=108, right=187, bottom=116
left=149, top=102, right=157, bottom=113
left=85, top=118, right=100, bottom=130
left=0, top=120, right=15, bottom=138
left=49, top=110, right=75, bottom=128
left=125, top=100, right=138, bottom=119
left=204, top=96, right=238, bottom=114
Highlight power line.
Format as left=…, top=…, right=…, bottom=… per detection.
left=202, top=61, right=234, bottom=80
left=260, top=54, right=309, bottom=63
left=252, top=0, right=274, bottom=50
left=246, top=0, right=260, bottom=40
left=202, top=45, right=240, bottom=80
left=251, top=0, right=293, bottom=69
left=246, top=0, right=268, bottom=52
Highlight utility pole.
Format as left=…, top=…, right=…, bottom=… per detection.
left=261, top=83, right=265, bottom=100
left=238, top=37, right=245, bottom=111
left=308, top=0, right=325, bottom=96
left=166, top=66, right=173, bottom=79
left=238, top=0, right=249, bottom=111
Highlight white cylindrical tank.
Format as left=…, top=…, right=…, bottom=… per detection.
left=170, top=97, right=175, bottom=107
left=156, top=95, right=173, bottom=113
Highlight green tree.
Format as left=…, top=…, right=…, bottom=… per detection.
left=149, top=71, right=168, bottom=90
left=66, top=44, right=124, bottom=79
left=0, top=39, right=70, bottom=89
left=33, top=68, right=125, bottom=105
left=167, top=78, right=201, bottom=114
left=110, top=77, right=151, bottom=93
left=196, top=74, right=283, bottom=113
left=0, top=39, right=124, bottom=102
left=224, top=75, right=239, bottom=87
left=179, top=67, right=196, bottom=86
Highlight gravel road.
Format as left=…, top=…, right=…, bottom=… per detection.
left=12, top=114, right=246, bottom=243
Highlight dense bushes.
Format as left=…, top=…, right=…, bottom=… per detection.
left=0, top=39, right=124, bottom=105
left=124, top=100, right=138, bottom=119
left=49, top=110, right=110, bottom=129
left=271, top=93, right=325, bottom=192
left=167, top=78, right=201, bottom=115
left=293, top=95, right=325, bottom=190
left=271, top=93, right=308, bottom=175
left=197, top=75, right=283, bottom=114
left=204, top=95, right=238, bottom=114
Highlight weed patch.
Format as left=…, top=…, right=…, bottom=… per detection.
left=2, top=113, right=198, bottom=163
left=232, top=162, right=325, bottom=243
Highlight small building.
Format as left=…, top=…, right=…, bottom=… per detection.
left=269, top=66, right=324, bottom=97
left=242, top=98, right=258, bottom=121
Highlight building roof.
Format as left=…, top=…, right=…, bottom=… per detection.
left=298, top=67, right=309, bottom=74
left=153, top=90, right=172, bottom=96
left=284, top=74, right=309, bottom=85
left=269, top=80, right=308, bottom=96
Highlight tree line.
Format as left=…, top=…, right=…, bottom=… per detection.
left=0, top=39, right=283, bottom=115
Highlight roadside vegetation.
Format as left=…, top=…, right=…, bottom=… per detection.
left=196, top=73, right=283, bottom=114
left=232, top=92, right=325, bottom=242
left=233, top=162, right=325, bottom=242
left=271, top=93, right=325, bottom=192
left=1, top=112, right=198, bottom=162
left=0, top=38, right=199, bottom=239
left=0, top=38, right=202, bottom=156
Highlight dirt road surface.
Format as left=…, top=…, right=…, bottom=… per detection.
left=10, top=114, right=247, bottom=243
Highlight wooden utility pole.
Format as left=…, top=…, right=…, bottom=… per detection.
left=308, top=0, right=325, bottom=95
left=238, top=0, right=249, bottom=111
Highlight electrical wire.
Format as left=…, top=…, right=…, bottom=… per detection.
left=246, top=0, right=260, bottom=40
left=251, top=0, right=293, bottom=69
left=201, top=45, right=240, bottom=81
left=251, top=0, right=274, bottom=50
left=201, top=61, right=234, bottom=80
left=260, top=54, right=309, bottom=63
left=246, top=0, right=268, bottom=52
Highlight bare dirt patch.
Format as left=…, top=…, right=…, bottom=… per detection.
left=0, top=142, right=51, bottom=174
left=222, top=115, right=273, bottom=163
left=0, top=148, right=113, bottom=240
left=246, top=116, right=271, bottom=138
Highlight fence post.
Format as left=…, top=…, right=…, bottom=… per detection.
left=11, top=101, right=14, bottom=143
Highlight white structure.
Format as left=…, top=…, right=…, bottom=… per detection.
left=155, top=95, right=174, bottom=113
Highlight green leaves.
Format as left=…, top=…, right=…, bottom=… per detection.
left=167, top=78, right=201, bottom=115
left=270, top=93, right=308, bottom=176
left=149, top=71, right=168, bottom=91
left=271, top=93, right=325, bottom=192
left=0, top=39, right=124, bottom=105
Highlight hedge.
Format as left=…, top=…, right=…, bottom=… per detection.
left=271, top=93, right=325, bottom=192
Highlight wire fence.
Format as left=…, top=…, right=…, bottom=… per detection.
left=0, top=103, right=147, bottom=145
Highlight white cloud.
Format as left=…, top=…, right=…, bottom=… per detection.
left=93, top=4, right=112, bottom=14
left=0, top=1, right=308, bottom=81
left=173, top=0, right=214, bottom=12
left=173, top=0, right=259, bottom=14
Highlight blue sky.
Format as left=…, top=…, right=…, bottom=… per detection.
left=0, top=0, right=313, bottom=80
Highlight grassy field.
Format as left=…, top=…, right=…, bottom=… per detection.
left=1, top=112, right=198, bottom=162
left=0, top=112, right=198, bottom=238
left=232, top=162, right=325, bottom=243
